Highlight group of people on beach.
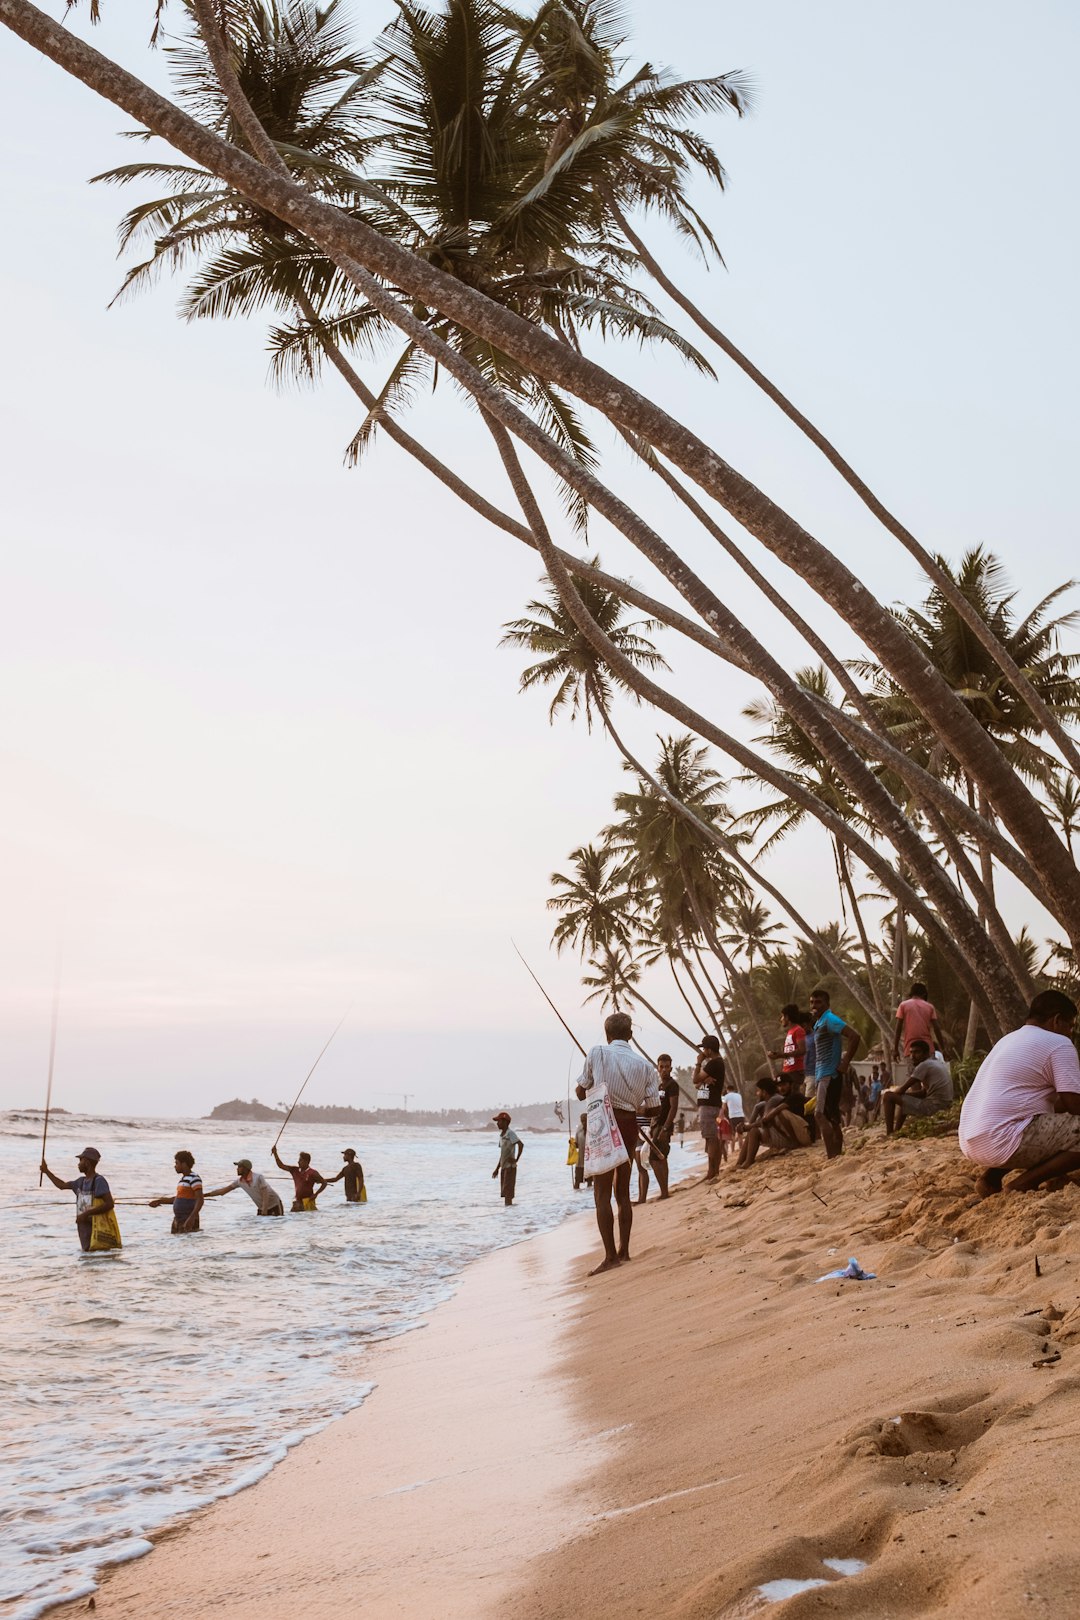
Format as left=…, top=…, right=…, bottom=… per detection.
left=40, top=1143, right=367, bottom=1250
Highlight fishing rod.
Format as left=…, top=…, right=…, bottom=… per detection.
left=511, top=939, right=586, bottom=1056
left=38, top=954, right=62, bottom=1187
left=272, top=1003, right=354, bottom=1154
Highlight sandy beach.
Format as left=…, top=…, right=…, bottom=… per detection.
left=57, top=1134, right=1080, bottom=1619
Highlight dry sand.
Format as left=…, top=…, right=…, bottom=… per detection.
left=58, top=1134, right=1080, bottom=1619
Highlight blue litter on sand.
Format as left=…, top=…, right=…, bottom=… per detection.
left=816, top=1256, right=876, bottom=1282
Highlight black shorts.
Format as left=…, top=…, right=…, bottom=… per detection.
left=614, top=1109, right=639, bottom=1156
left=500, top=1165, right=517, bottom=1200
left=817, top=1073, right=843, bottom=1125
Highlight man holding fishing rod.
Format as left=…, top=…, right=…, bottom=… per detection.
left=272, top=1145, right=328, bottom=1211
left=577, top=1011, right=662, bottom=1276
left=41, top=1147, right=115, bottom=1252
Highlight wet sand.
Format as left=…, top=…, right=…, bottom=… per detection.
left=57, top=1135, right=1080, bottom=1618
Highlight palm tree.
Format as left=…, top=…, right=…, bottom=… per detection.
left=522, top=2, right=1080, bottom=786
left=15, top=0, right=1080, bottom=959
left=858, top=550, right=1080, bottom=1048
left=741, top=665, right=893, bottom=1043
left=500, top=560, right=669, bottom=729
left=720, top=897, right=786, bottom=971
left=546, top=841, right=637, bottom=959
left=1046, top=770, right=1080, bottom=858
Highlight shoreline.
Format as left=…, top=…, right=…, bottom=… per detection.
left=50, top=1206, right=604, bottom=1620
left=52, top=1132, right=1080, bottom=1618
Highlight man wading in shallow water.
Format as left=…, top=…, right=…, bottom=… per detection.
left=576, top=1012, right=661, bottom=1275
left=41, top=1146, right=114, bottom=1251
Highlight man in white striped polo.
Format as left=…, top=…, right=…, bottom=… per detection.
left=576, top=1011, right=662, bottom=1275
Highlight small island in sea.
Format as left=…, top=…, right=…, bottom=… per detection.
left=206, top=1097, right=567, bottom=1130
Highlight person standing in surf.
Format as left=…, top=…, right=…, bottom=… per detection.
left=150, top=1150, right=204, bottom=1233
left=324, top=1148, right=366, bottom=1203
left=272, top=1145, right=327, bottom=1211
left=204, top=1159, right=285, bottom=1217
left=576, top=1011, right=662, bottom=1275
left=491, top=1113, right=523, bottom=1205
left=40, top=1147, right=115, bottom=1252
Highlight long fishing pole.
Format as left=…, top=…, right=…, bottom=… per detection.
left=272, top=1003, right=354, bottom=1154
left=38, top=954, right=62, bottom=1187
left=511, top=939, right=586, bottom=1056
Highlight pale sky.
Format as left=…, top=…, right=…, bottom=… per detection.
left=1, top=1, right=1078, bottom=1115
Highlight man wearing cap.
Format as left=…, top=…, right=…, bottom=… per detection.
left=576, top=1011, right=662, bottom=1274
left=204, top=1159, right=285, bottom=1217
left=323, top=1149, right=366, bottom=1204
left=41, top=1147, right=115, bottom=1252
left=491, top=1113, right=523, bottom=1205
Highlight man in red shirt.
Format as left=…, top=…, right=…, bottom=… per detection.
left=272, top=1145, right=327, bottom=1211
left=770, top=1003, right=807, bottom=1096
left=893, top=982, right=946, bottom=1073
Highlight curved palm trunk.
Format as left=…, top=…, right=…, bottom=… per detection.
left=923, top=800, right=1036, bottom=1002
left=310, top=311, right=1046, bottom=925
left=668, top=953, right=712, bottom=1033
left=834, top=840, right=891, bottom=1036
left=10, top=0, right=1077, bottom=947
left=602, top=951, right=696, bottom=1049
left=609, top=195, right=1080, bottom=784
left=481, top=407, right=1009, bottom=1037
left=597, top=695, right=889, bottom=1035
left=683, top=945, right=744, bottom=1086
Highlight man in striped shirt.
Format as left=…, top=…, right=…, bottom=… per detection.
left=576, top=1012, right=662, bottom=1275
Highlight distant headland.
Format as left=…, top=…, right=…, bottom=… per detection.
left=206, top=1098, right=565, bottom=1130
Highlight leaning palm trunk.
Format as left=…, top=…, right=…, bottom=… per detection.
left=7, top=0, right=1078, bottom=949
left=593, top=691, right=888, bottom=1033
left=607, top=958, right=697, bottom=1050
left=482, top=411, right=1010, bottom=1035
left=835, top=841, right=891, bottom=1037
left=609, top=194, right=1080, bottom=785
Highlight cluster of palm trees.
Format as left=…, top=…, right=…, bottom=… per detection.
left=5, top=0, right=1080, bottom=1065
left=504, top=546, right=1080, bottom=1080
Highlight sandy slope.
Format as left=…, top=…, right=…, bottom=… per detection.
left=510, top=1134, right=1080, bottom=1620
left=55, top=1132, right=1080, bottom=1619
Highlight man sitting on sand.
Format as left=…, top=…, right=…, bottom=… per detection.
left=960, top=990, right=1080, bottom=1197
left=882, top=1041, right=954, bottom=1134
left=272, top=1145, right=327, bottom=1211
left=733, top=1075, right=811, bottom=1169
left=576, top=1011, right=661, bottom=1274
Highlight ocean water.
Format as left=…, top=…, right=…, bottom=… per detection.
left=1, top=1111, right=694, bottom=1619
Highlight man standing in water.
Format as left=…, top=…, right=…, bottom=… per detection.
left=272, top=1145, right=327, bottom=1211
left=576, top=1011, right=661, bottom=1274
left=324, top=1148, right=366, bottom=1203
left=204, top=1159, right=285, bottom=1217
left=150, top=1149, right=204, bottom=1233
left=491, top=1113, right=523, bottom=1205
left=41, top=1147, right=115, bottom=1252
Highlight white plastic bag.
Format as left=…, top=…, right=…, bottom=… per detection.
left=584, top=1077, right=629, bottom=1177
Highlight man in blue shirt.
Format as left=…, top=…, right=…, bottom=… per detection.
left=808, top=988, right=861, bottom=1159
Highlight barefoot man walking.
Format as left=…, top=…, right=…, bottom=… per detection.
left=576, top=1012, right=661, bottom=1275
